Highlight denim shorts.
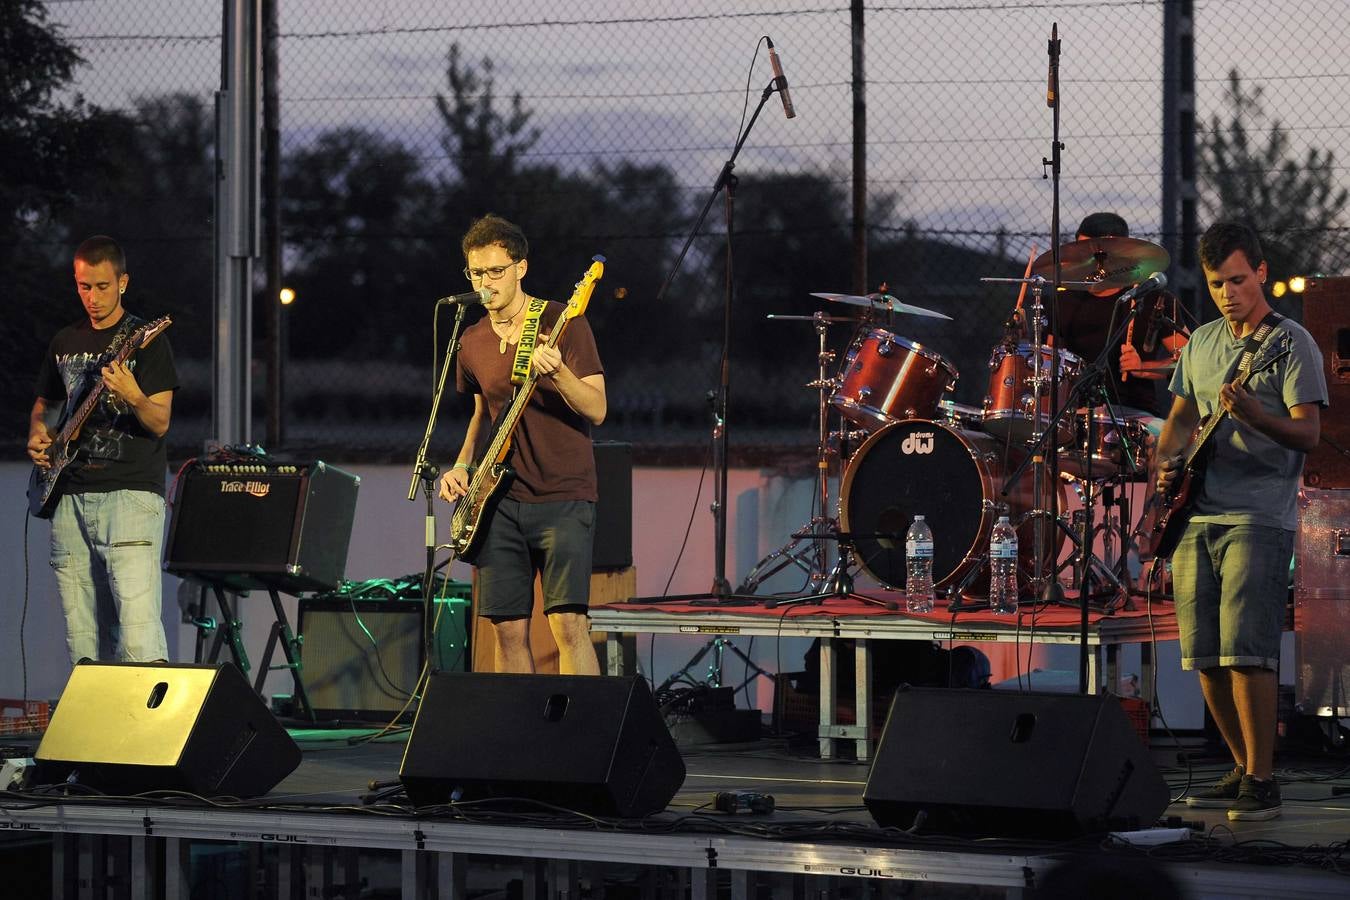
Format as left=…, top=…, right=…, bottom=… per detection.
left=1171, top=522, right=1292, bottom=671
left=475, top=498, right=595, bottom=619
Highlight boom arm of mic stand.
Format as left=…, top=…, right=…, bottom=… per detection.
left=653, top=81, right=780, bottom=305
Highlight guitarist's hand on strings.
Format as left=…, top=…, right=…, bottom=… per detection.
left=27, top=429, right=52, bottom=468
left=1154, top=454, right=1185, bottom=496
left=438, top=465, right=471, bottom=501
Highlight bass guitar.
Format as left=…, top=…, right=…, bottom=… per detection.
left=1134, top=342, right=1291, bottom=559
left=448, top=258, right=604, bottom=562
left=27, top=316, right=173, bottom=519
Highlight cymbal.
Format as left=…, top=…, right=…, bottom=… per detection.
left=766, top=313, right=855, bottom=323
left=810, top=292, right=953, bottom=321
left=1031, top=237, right=1169, bottom=292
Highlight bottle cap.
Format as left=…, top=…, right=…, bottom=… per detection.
left=914, top=515, right=925, bottom=521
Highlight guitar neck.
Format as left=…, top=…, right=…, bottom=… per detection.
left=472, top=311, right=573, bottom=478
left=1185, top=345, right=1290, bottom=468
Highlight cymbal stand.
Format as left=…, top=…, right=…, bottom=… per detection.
left=737, top=311, right=844, bottom=594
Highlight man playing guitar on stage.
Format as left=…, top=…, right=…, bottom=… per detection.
left=438, top=214, right=606, bottom=675
left=1154, top=221, right=1326, bottom=821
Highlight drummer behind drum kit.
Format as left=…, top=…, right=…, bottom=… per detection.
left=743, top=236, right=1177, bottom=610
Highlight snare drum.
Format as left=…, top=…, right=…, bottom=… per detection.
left=936, top=399, right=984, bottom=431
left=832, top=328, right=958, bottom=432
left=1061, top=409, right=1159, bottom=480
left=982, top=342, right=1082, bottom=444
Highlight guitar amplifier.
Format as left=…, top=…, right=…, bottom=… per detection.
left=165, top=461, right=360, bottom=594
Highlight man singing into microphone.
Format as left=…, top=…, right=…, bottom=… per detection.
left=1155, top=221, right=1325, bottom=819
left=438, top=214, right=606, bottom=675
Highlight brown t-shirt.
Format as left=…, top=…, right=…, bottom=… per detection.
left=456, top=300, right=603, bottom=502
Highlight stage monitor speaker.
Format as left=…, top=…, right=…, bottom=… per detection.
left=399, top=673, right=684, bottom=817
left=863, top=688, right=1169, bottom=837
left=298, top=595, right=470, bottom=721
left=1302, top=276, right=1350, bottom=488
left=165, top=460, right=360, bottom=594
left=34, top=662, right=301, bottom=798
left=593, top=441, right=633, bottom=569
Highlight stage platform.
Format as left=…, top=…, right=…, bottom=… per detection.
left=593, top=595, right=1177, bottom=759
left=3, top=725, right=1349, bottom=899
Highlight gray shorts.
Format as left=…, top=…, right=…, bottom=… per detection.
left=475, top=498, right=595, bottom=619
left=1172, top=522, right=1292, bottom=671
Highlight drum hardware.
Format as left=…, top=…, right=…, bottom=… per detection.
left=995, top=278, right=1156, bottom=614
left=737, top=311, right=892, bottom=610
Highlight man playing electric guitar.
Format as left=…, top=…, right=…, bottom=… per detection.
left=1153, top=222, right=1326, bottom=821
left=27, top=236, right=179, bottom=665
left=438, top=215, right=606, bottom=675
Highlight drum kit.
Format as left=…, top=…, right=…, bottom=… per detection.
left=740, top=236, right=1175, bottom=610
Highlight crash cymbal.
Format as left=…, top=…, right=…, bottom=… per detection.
left=1031, top=237, right=1170, bottom=293
left=766, top=313, right=856, bottom=323
left=809, top=292, right=953, bottom=321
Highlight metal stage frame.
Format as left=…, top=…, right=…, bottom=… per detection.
left=4, top=801, right=1350, bottom=899
left=591, top=604, right=1177, bottom=759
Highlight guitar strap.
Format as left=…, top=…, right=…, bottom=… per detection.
left=1234, top=311, right=1284, bottom=379
left=510, top=299, right=548, bottom=386
left=103, top=313, right=145, bottom=361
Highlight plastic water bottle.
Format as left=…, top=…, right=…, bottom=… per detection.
left=905, top=515, right=936, bottom=613
left=989, top=515, right=1019, bottom=614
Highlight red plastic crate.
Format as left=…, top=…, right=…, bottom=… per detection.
left=0, top=699, right=49, bottom=736
left=1118, top=696, right=1152, bottom=747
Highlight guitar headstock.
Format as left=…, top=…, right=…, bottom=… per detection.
left=134, top=316, right=173, bottom=349
left=563, top=256, right=606, bottom=321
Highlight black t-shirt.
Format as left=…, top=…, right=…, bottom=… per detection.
left=1051, top=287, right=1172, bottom=416
left=35, top=313, right=179, bottom=497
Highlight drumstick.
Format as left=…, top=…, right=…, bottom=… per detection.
left=1014, top=243, right=1038, bottom=311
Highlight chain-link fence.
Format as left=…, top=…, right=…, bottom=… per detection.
left=5, top=0, right=1346, bottom=460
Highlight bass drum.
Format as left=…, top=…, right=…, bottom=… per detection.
left=839, top=419, right=1062, bottom=594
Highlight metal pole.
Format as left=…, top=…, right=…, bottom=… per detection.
left=850, top=0, right=867, bottom=294
left=213, top=0, right=261, bottom=447
left=1162, top=1, right=1198, bottom=319
left=263, top=0, right=283, bottom=448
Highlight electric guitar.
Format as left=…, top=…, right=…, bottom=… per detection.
left=27, top=316, right=173, bottom=519
left=448, top=258, right=604, bottom=563
left=1134, top=342, right=1291, bottom=559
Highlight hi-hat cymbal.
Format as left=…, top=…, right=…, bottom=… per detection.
left=810, top=291, right=953, bottom=321
left=1031, top=237, right=1170, bottom=293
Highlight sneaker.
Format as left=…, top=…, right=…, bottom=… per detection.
left=1226, top=775, right=1282, bottom=821
left=1185, top=765, right=1245, bottom=808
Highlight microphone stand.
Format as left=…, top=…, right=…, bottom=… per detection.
left=407, top=301, right=472, bottom=669
left=628, top=70, right=787, bottom=606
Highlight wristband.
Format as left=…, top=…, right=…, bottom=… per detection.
left=451, top=462, right=472, bottom=472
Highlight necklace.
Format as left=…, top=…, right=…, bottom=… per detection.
left=492, top=297, right=526, bottom=354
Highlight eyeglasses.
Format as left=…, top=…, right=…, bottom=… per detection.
left=463, top=262, right=517, bottom=282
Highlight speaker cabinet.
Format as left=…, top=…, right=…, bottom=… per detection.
left=34, top=662, right=301, bottom=798
left=593, top=442, right=633, bottom=569
left=863, top=689, right=1168, bottom=837
left=299, top=596, right=470, bottom=721
left=165, top=461, right=360, bottom=593
left=399, top=673, right=684, bottom=817
left=1302, top=276, right=1350, bottom=488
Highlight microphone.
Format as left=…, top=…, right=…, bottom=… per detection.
left=436, top=287, right=492, bottom=305
left=1046, top=24, right=1059, bottom=109
left=766, top=38, right=796, bottom=119
left=1116, top=272, right=1167, bottom=307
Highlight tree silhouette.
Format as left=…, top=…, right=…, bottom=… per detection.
left=1199, top=70, right=1349, bottom=283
